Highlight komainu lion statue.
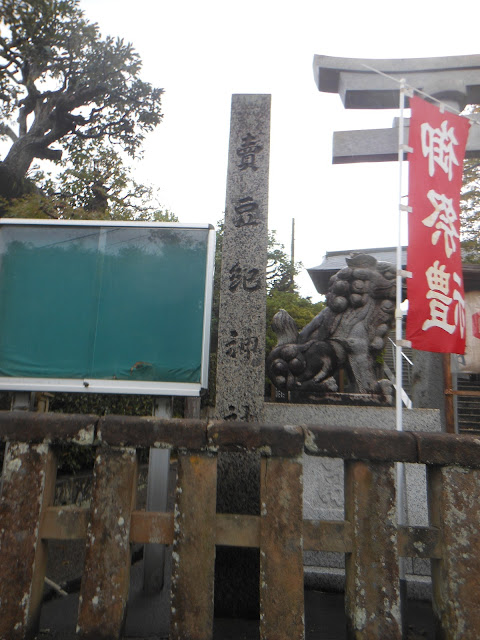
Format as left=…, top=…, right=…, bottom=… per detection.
left=266, top=254, right=396, bottom=397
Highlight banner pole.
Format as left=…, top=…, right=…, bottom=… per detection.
left=396, top=79, right=406, bottom=435
left=396, top=81, right=408, bottom=598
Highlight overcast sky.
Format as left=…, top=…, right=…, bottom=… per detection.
left=81, top=0, right=480, bottom=299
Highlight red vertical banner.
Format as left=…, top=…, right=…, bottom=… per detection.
left=406, top=96, right=470, bottom=354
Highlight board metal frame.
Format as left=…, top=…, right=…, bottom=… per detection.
left=0, top=219, right=216, bottom=396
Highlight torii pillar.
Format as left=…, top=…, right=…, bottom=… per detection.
left=313, top=54, right=480, bottom=429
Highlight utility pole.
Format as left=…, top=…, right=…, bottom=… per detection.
left=291, top=217, right=295, bottom=290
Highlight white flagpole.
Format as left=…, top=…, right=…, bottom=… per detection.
left=396, top=80, right=408, bottom=591
left=396, top=79, right=407, bottom=434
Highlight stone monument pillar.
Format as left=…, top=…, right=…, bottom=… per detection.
left=214, top=94, right=271, bottom=618
left=215, top=94, right=271, bottom=423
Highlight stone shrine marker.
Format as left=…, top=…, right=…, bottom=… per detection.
left=215, top=94, right=271, bottom=423
left=213, top=93, right=271, bottom=618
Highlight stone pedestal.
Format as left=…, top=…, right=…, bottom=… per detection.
left=411, top=350, right=446, bottom=430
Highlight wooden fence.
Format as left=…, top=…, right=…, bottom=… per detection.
left=1, top=412, right=480, bottom=639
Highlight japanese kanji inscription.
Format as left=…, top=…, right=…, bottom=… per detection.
left=237, top=133, right=263, bottom=171
left=215, top=95, right=271, bottom=423
left=406, top=96, right=470, bottom=353
left=225, top=330, right=259, bottom=360
left=233, top=196, right=261, bottom=227
left=228, top=262, right=262, bottom=292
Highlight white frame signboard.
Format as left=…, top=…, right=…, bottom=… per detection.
left=0, top=219, right=216, bottom=396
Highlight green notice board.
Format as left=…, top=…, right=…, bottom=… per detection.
left=0, top=221, right=215, bottom=395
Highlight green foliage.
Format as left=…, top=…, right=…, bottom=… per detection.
left=267, top=230, right=300, bottom=292
left=461, top=159, right=480, bottom=263
left=54, top=443, right=96, bottom=475
left=3, top=140, right=177, bottom=222
left=265, top=232, right=324, bottom=355
left=461, top=105, right=480, bottom=262
left=48, top=392, right=155, bottom=416
left=0, top=0, right=163, bottom=199
left=0, top=192, right=61, bottom=219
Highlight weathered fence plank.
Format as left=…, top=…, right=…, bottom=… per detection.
left=344, top=460, right=402, bottom=639
left=2, top=415, right=480, bottom=640
left=215, top=513, right=260, bottom=547
left=129, top=511, right=174, bottom=545
left=303, top=520, right=353, bottom=553
left=397, top=525, right=441, bottom=559
left=0, top=442, right=56, bottom=640
left=40, top=505, right=88, bottom=540
left=0, top=412, right=96, bottom=445
left=170, top=452, right=217, bottom=640
left=259, top=456, right=304, bottom=640
left=428, top=465, right=480, bottom=639
left=76, top=447, right=138, bottom=640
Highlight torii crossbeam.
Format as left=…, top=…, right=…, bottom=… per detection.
left=313, top=54, right=480, bottom=163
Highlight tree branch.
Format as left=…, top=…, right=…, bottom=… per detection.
left=0, top=0, right=163, bottom=190
left=0, top=123, right=18, bottom=142
left=0, top=61, right=21, bottom=83
left=34, top=147, right=63, bottom=162
left=74, top=113, right=130, bottom=140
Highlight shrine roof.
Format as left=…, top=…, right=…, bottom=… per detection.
left=307, top=247, right=479, bottom=294
left=307, top=246, right=406, bottom=295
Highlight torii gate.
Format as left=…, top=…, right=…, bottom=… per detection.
left=313, top=54, right=480, bottom=433
left=313, top=54, right=480, bottom=163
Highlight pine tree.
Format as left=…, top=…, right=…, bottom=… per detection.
left=0, top=0, right=163, bottom=205
left=461, top=106, right=480, bottom=262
